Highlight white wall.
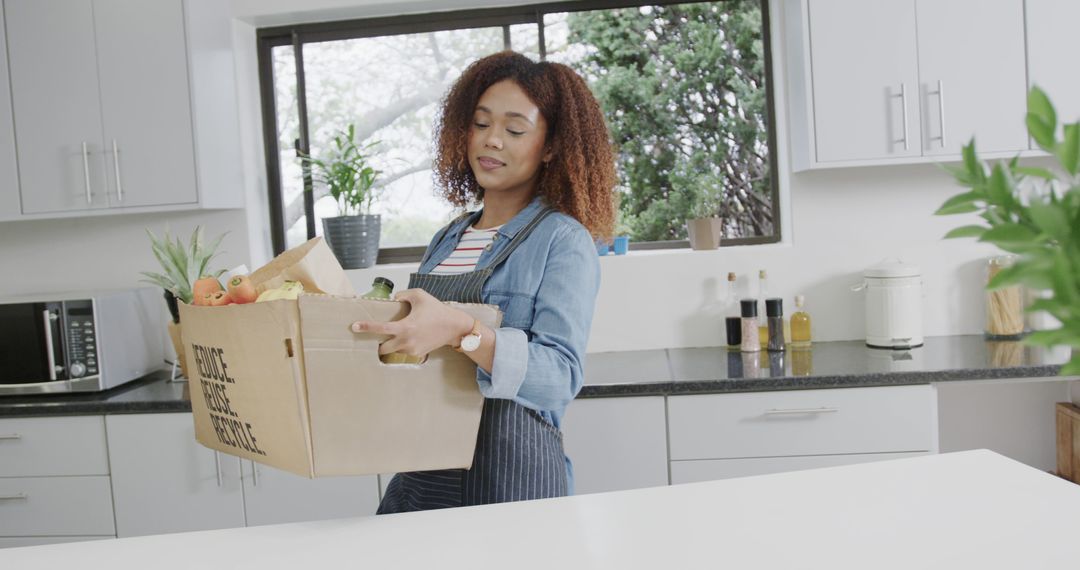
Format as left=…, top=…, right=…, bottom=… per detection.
left=0, top=209, right=250, bottom=298
left=0, top=0, right=1009, bottom=354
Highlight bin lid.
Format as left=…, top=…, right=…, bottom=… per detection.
left=863, top=259, right=920, bottom=278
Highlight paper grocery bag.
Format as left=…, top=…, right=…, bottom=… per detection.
left=250, top=236, right=355, bottom=297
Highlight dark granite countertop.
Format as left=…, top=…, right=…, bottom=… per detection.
left=0, top=335, right=1074, bottom=417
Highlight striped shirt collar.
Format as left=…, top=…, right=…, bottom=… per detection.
left=448, top=196, right=547, bottom=244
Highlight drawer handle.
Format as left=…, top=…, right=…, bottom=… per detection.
left=763, top=407, right=839, bottom=415
left=0, top=493, right=27, bottom=501
left=0, top=433, right=21, bottom=440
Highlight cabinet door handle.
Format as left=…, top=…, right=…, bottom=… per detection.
left=763, top=407, right=839, bottom=415
left=895, top=83, right=909, bottom=151
left=0, top=434, right=21, bottom=440
left=214, top=451, right=223, bottom=487
left=933, top=79, right=947, bottom=148
left=0, top=493, right=27, bottom=501
left=112, top=140, right=123, bottom=202
left=251, top=460, right=259, bottom=487
left=81, top=142, right=92, bottom=204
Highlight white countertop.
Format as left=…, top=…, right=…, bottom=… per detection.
left=4, top=450, right=1078, bottom=569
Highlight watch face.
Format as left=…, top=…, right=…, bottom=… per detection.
left=461, top=334, right=481, bottom=352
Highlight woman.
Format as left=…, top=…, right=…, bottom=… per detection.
left=351, top=50, right=616, bottom=512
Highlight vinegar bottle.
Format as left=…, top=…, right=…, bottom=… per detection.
left=790, top=294, right=812, bottom=348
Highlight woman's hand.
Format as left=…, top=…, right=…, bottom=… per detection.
left=351, top=288, right=474, bottom=357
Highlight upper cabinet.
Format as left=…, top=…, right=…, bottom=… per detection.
left=914, top=0, right=1027, bottom=157
left=1, top=0, right=243, bottom=220
left=0, top=4, right=20, bottom=219
left=94, top=0, right=199, bottom=209
left=6, top=0, right=196, bottom=214
left=1025, top=0, right=1080, bottom=127
left=785, top=0, right=1029, bottom=170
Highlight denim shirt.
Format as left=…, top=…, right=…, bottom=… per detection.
left=417, top=197, right=600, bottom=432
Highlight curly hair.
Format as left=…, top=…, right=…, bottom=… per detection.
left=432, top=51, right=617, bottom=239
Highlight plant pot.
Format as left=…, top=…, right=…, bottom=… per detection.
left=163, top=289, right=180, bottom=324
left=595, top=238, right=610, bottom=256
left=686, top=217, right=723, bottom=250
left=612, top=235, right=630, bottom=255
left=322, top=214, right=381, bottom=269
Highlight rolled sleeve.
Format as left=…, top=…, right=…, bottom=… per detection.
left=475, top=327, right=528, bottom=400
left=478, top=223, right=600, bottom=413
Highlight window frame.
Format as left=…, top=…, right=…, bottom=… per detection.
left=256, top=0, right=781, bottom=262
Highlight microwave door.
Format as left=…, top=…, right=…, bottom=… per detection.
left=0, top=302, right=68, bottom=384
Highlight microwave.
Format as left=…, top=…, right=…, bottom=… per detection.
left=0, top=288, right=165, bottom=395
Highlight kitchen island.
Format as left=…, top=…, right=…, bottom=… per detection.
left=1, top=450, right=1077, bottom=569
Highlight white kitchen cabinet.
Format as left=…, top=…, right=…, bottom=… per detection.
left=1026, top=0, right=1080, bottom=127
left=0, top=476, right=115, bottom=536
left=105, top=413, right=246, bottom=538
left=561, top=397, right=669, bottom=494
left=5, top=0, right=110, bottom=214
left=0, top=415, right=116, bottom=546
left=0, top=4, right=20, bottom=221
left=667, top=385, right=936, bottom=461
left=2, top=0, right=242, bottom=219
left=0, top=416, right=110, bottom=477
left=7, top=0, right=196, bottom=214
left=798, top=0, right=922, bottom=164
left=241, top=461, right=381, bottom=526
left=786, top=0, right=1029, bottom=170
left=915, top=0, right=1027, bottom=156
left=93, top=0, right=198, bottom=208
left=670, top=451, right=927, bottom=484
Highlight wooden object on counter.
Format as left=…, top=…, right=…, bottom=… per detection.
left=1056, top=402, right=1080, bottom=483
left=167, top=321, right=188, bottom=379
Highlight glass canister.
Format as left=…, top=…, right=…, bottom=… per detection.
left=985, top=255, right=1025, bottom=339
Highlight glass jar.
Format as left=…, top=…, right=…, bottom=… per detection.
left=985, top=255, right=1025, bottom=339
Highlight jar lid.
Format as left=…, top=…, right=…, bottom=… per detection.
left=740, top=298, right=757, bottom=318
left=766, top=297, right=783, bottom=317
left=373, top=276, right=394, bottom=289
left=863, top=259, right=920, bottom=278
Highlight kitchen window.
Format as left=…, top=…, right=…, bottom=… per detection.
left=257, top=0, right=780, bottom=261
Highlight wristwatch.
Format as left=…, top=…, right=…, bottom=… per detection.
left=456, top=319, right=483, bottom=353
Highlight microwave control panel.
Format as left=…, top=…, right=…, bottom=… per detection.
left=62, top=300, right=97, bottom=378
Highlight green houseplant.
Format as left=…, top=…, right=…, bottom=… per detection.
left=300, top=124, right=383, bottom=269
left=936, top=86, right=1080, bottom=376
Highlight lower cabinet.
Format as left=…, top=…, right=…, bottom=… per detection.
left=561, top=396, right=669, bottom=494
left=106, top=413, right=381, bottom=538
left=670, top=451, right=928, bottom=484
left=241, top=461, right=380, bottom=527
left=666, top=385, right=938, bottom=486
left=106, top=413, right=245, bottom=538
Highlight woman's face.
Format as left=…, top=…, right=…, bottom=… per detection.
left=468, top=80, right=551, bottom=198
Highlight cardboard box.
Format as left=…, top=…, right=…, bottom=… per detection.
left=178, top=238, right=500, bottom=477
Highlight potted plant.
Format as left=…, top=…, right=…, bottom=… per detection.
left=612, top=213, right=633, bottom=255
left=936, top=86, right=1080, bottom=376
left=300, top=124, right=383, bottom=269
left=685, top=182, right=724, bottom=251
left=139, top=226, right=227, bottom=378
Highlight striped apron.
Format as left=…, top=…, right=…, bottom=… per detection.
left=376, top=206, right=569, bottom=513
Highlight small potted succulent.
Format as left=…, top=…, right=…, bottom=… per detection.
left=299, top=124, right=383, bottom=269
left=685, top=186, right=724, bottom=251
